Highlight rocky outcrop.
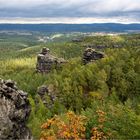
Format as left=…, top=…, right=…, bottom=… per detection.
left=83, top=44, right=107, bottom=49
left=0, top=79, right=32, bottom=140
left=36, top=47, right=66, bottom=73
left=37, top=84, right=57, bottom=108
left=83, top=48, right=104, bottom=64
left=72, top=38, right=83, bottom=43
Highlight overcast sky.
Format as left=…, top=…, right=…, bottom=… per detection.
left=0, top=0, right=140, bottom=23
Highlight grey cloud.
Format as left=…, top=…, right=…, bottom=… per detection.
left=0, top=0, right=139, bottom=22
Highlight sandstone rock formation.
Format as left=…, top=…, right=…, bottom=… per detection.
left=0, top=79, right=32, bottom=140
left=37, top=84, right=57, bottom=108
left=83, top=48, right=104, bottom=64
left=36, top=47, right=66, bottom=73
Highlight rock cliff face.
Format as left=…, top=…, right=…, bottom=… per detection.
left=36, top=47, right=66, bottom=73
left=83, top=48, right=104, bottom=64
left=0, top=79, right=32, bottom=140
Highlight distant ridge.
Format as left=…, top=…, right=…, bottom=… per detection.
left=0, top=23, right=140, bottom=33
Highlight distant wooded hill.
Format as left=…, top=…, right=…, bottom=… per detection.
left=0, top=23, right=140, bottom=33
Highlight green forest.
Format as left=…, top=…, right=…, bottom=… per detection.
left=0, top=33, right=140, bottom=139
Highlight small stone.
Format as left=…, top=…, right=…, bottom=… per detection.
left=18, top=90, right=28, bottom=96
left=5, top=79, right=15, bottom=88
left=37, top=85, right=48, bottom=96
left=2, top=84, right=8, bottom=90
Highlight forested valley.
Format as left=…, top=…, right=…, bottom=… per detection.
left=0, top=33, right=140, bottom=139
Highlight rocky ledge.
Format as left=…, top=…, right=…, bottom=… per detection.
left=0, top=79, right=32, bottom=140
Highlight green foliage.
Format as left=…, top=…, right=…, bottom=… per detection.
left=82, top=99, right=140, bottom=139
left=0, top=33, right=140, bottom=139
left=28, top=97, right=52, bottom=139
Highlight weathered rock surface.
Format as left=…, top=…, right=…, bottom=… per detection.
left=83, top=48, right=104, bottom=64
left=36, top=47, right=66, bottom=73
left=37, top=84, right=57, bottom=108
left=0, top=78, right=32, bottom=140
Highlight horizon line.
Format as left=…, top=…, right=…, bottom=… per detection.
left=0, top=17, right=139, bottom=24
left=0, top=23, right=140, bottom=25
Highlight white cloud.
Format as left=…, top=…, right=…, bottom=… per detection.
left=0, top=17, right=139, bottom=24
left=0, top=0, right=139, bottom=11
left=78, top=0, right=140, bottom=14
left=0, top=0, right=84, bottom=8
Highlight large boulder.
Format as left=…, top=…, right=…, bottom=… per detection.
left=36, top=47, right=66, bottom=73
left=0, top=79, right=32, bottom=140
left=83, top=48, right=104, bottom=64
